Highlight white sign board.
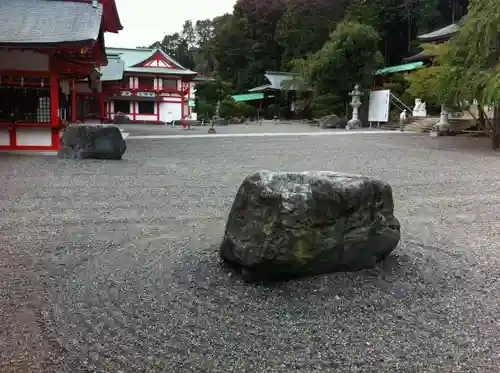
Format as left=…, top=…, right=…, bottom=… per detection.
left=368, top=89, right=390, bottom=122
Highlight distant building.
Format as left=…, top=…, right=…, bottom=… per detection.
left=372, top=23, right=459, bottom=88
left=98, top=48, right=208, bottom=123
left=241, top=71, right=311, bottom=119
left=403, top=23, right=459, bottom=64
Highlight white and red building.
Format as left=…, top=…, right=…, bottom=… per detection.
left=0, top=0, right=123, bottom=153
left=99, top=47, right=202, bottom=123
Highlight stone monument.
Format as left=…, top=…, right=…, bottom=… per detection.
left=347, top=84, right=362, bottom=130
left=412, top=99, right=427, bottom=117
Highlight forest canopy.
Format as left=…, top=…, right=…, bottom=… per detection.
left=146, top=0, right=468, bottom=93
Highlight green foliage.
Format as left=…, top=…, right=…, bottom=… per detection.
left=193, top=19, right=216, bottom=74
left=295, top=21, right=383, bottom=102
left=218, top=97, right=257, bottom=118
left=406, top=0, right=500, bottom=110
left=235, top=102, right=257, bottom=118
left=405, top=65, right=447, bottom=106
left=448, top=0, right=500, bottom=104
left=211, top=15, right=257, bottom=92
left=276, top=0, right=346, bottom=69
left=194, top=79, right=231, bottom=105
left=310, top=94, right=344, bottom=118
left=146, top=0, right=469, bottom=96
left=195, top=101, right=216, bottom=121
left=217, top=98, right=234, bottom=119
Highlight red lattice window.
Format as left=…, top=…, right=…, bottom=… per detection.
left=0, top=75, right=51, bottom=124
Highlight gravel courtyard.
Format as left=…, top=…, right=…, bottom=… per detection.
left=1, top=127, right=500, bottom=373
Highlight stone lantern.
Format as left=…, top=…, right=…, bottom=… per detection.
left=347, top=84, right=362, bottom=130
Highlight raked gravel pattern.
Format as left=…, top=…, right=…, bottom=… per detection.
left=1, top=132, right=500, bottom=372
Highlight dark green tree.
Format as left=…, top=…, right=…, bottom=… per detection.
left=276, top=0, right=347, bottom=69
left=211, top=15, right=255, bottom=91
left=294, top=21, right=383, bottom=112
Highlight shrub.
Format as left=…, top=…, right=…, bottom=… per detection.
left=310, top=94, right=344, bottom=118
left=235, top=102, right=256, bottom=118
left=218, top=97, right=238, bottom=118
left=195, top=100, right=215, bottom=121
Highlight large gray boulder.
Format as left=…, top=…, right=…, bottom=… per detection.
left=220, top=171, right=401, bottom=281
left=319, top=114, right=341, bottom=128
left=58, top=123, right=126, bottom=160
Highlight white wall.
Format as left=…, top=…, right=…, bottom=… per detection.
left=0, top=128, right=9, bottom=145
left=0, top=50, right=49, bottom=71
left=159, top=102, right=182, bottom=122
left=131, top=77, right=138, bottom=89
left=135, top=115, right=157, bottom=121
left=0, top=127, right=55, bottom=149
left=159, top=94, right=182, bottom=101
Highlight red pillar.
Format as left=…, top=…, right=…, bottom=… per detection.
left=181, top=94, right=185, bottom=119
left=99, top=92, right=105, bottom=123
left=71, top=80, right=77, bottom=122
left=50, top=72, right=59, bottom=127
left=49, top=57, right=60, bottom=150
left=181, top=79, right=186, bottom=119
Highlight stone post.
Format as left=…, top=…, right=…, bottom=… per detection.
left=347, top=85, right=362, bottom=130
left=436, top=104, right=450, bottom=132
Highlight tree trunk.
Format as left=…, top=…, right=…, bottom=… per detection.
left=479, top=104, right=485, bottom=131
left=492, top=105, right=500, bottom=150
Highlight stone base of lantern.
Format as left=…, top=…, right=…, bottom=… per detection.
left=431, top=106, right=452, bottom=136
left=346, top=118, right=362, bottom=130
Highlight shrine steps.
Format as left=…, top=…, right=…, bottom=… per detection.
left=386, top=117, right=477, bottom=133
left=404, top=117, right=440, bottom=133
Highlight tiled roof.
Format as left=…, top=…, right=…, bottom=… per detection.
left=403, top=50, right=431, bottom=63
left=99, top=54, right=124, bottom=81
left=252, top=71, right=310, bottom=91
left=417, top=24, right=459, bottom=42
left=105, top=47, right=197, bottom=75
left=248, top=84, right=273, bottom=92
left=0, top=0, right=103, bottom=47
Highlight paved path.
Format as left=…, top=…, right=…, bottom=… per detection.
left=127, top=129, right=408, bottom=140
left=1, top=132, right=500, bottom=372
left=119, top=122, right=340, bottom=137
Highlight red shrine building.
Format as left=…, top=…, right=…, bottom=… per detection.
left=0, top=0, right=122, bottom=153
left=97, top=48, right=199, bottom=123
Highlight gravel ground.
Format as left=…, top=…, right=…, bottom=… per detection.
left=1, top=129, right=500, bottom=373
left=120, top=121, right=334, bottom=136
